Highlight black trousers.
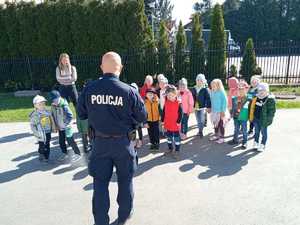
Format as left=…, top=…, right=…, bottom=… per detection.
left=59, top=84, right=78, bottom=106
left=137, top=126, right=143, bottom=141
left=59, top=130, right=81, bottom=155
left=38, top=133, right=51, bottom=159
left=147, top=121, right=160, bottom=145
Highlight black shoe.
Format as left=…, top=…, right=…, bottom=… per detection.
left=241, top=143, right=247, bottom=150
left=149, top=144, right=155, bottom=150
left=228, top=140, right=238, bottom=145
left=199, top=131, right=204, bottom=138
left=248, top=130, right=253, bottom=135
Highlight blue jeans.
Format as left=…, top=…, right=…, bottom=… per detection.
left=233, top=119, right=248, bottom=144
left=181, top=113, right=189, bottom=134
left=166, top=131, right=181, bottom=151
left=253, top=119, right=268, bottom=145
left=195, top=109, right=206, bottom=132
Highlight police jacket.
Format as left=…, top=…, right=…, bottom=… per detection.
left=77, top=73, right=147, bottom=136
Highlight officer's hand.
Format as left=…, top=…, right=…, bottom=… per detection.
left=144, top=123, right=149, bottom=129
left=206, top=108, right=211, bottom=113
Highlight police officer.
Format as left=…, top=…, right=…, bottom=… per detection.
left=77, top=52, right=147, bottom=225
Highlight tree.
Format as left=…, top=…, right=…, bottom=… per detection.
left=157, top=20, right=171, bottom=76
left=193, top=0, right=212, bottom=28
left=206, top=4, right=226, bottom=81
left=240, top=38, right=257, bottom=83
left=190, top=13, right=205, bottom=78
left=175, top=20, right=187, bottom=80
left=223, top=0, right=240, bottom=14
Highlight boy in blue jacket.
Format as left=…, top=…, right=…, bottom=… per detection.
left=49, top=90, right=81, bottom=162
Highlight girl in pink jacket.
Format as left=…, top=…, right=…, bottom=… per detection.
left=178, top=78, right=194, bottom=139
left=228, top=75, right=239, bottom=110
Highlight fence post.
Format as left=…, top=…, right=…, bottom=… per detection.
left=26, top=56, right=34, bottom=90
left=285, top=47, right=291, bottom=85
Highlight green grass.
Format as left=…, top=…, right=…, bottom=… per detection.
left=270, top=86, right=300, bottom=95
left=0, top=93, right=76, bottom=123
left=0, top=93, right=299, bottom=122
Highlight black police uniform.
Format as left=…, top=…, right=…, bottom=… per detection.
left=77, top=73, right=147, bottom=225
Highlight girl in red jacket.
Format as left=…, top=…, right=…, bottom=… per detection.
left=161, top=85, right=183, bottom=159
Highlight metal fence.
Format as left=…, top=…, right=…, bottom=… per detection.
left=0, top=42, right=299, bottom=92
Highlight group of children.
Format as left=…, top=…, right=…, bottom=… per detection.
left=29, top=90, right=90, bottom=163
left=30, top=72, right=276, bottom=162
left=132, top=72, right=276, bottom=158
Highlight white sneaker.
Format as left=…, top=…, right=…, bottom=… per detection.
left=253, top=142, right=259, bottom=149
left=210, top=136, right=219, bottom=141
left=57, top=154, right=69, bottom=162
left=71, top=154, right=82, bottom=163
left=258, top=144, right=266, bottom=152
left=216, top=138, right=224, bottom=144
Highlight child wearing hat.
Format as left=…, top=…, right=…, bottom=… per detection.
left=161, top=85, right=183, bottom=159
left=248, top=75, right=261, bottom=135
left=249, top=83, right=276, bottom=151
left=49, top=90, right=82, bottom=162
left=228, top=81, right=250, bottom=149
left=144, top=88, right=160, bottom=151
left=191, top=74, right=211, bottom=138
left=178, top=78, right=194, bottom=140
left=30, top=95, right=54, bottom=162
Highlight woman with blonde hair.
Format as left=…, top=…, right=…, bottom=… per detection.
left=210, top=79, right=229, bottom=144
left=56, top=53, right=78, bottom=106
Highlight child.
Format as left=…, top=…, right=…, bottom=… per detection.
left=144, top=88, right=160, bottom=151
left=140, top=75, right=154, bottom=99
left=178, top=78, right=194, bottom=139
left=131, top=82, right=143, bottom=148
left=77, top=115, right=90, bottom=153
left=210, top=79, right=229, bottom=144
left=49, top=90, right=82, bottom=162
left=77, top=80, right=92, bottom=153
left=157, top=76, right=168, bottom=137
left=248, top=75, right=261, bottom=134
left=249, top=83, right=276, bottom=151
left=228, top=81, right=250, bottom=149
left=161, top=85, right=183, bottom=159
left=30, top=95, right=54, bottom=163
left=227, top=74, right=239, bottom=111
left=191, top=74, right=211, bottom=138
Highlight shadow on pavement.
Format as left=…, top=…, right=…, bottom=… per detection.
left=0, top=132, right=32, bottom=144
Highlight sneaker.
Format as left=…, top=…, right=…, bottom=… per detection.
left=209, top=136, right=219, bottom=141
left=253, top=142, right=259, bottom=150
left=248, top=130, right=254, bottom=135
left=135, top=140, right=143, bottom=149
left=228, top=140, right=238, bottom=145
left=216, top=138, right=224, bottom=144
left=149, top=144, right=155, bottom=150
left=42, top=158, right=49, bottom=163
left=241, top=143, right=247, bottom=150
left=181, top=133, right=187, bottom=140
left=257, top=144, right=266, bottom=152
left=57, top=154, right=69, bottom=162
left=71, top=154, right=82, bottom=163
left=199, top=131, right=204, bottom=138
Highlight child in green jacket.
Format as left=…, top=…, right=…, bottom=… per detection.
left=249, top=83, right=276, bottom=151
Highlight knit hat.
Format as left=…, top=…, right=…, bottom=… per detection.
left=165, top=85, right=177, bottom=95
left=157, top=74, right=165, bottom=82
left=146, top=88, right=157, bottom=95
left=196, top=74, right=207, bottom=84
left=178, top=78, right=188, bottom=87
left=33, top=95, right=47, bottom=105
left=257, top=82, right=269, bottom=93
left=49, top=90, right=61, bottom=102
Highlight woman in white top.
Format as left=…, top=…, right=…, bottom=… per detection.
left=56, top=53, right=78, bottom=106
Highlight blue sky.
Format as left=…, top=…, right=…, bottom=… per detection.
left=172, top=0, right=225, bottom=25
